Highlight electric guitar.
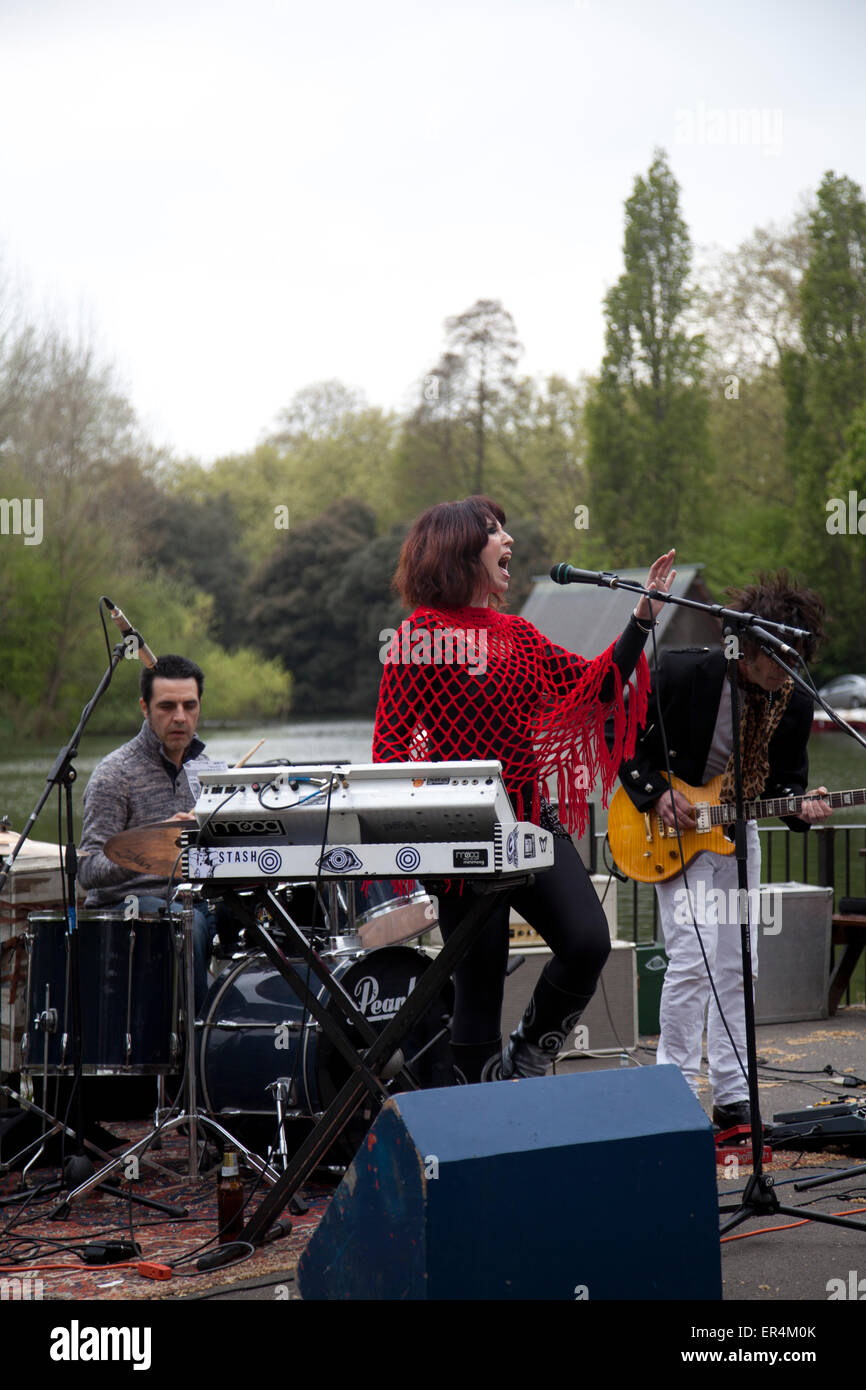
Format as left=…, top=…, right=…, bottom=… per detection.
left=606, top=773, right=863, bottom=884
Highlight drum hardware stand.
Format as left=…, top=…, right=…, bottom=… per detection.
left=0, top=1083, right=184, bottom=1217
left=264, top=1081, right=309, bottom=1214
left=52, top=887, right=288, bottom=1221
left=233, top=881, right=524, bottom=1246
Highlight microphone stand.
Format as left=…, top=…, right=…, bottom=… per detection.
left=562, top=570, right=866, bottom=1239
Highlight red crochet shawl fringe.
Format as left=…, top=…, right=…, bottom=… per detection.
left=372, top=605, right=649, bottom=838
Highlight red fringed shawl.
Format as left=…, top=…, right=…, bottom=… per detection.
left=372, top=606, right=650, bottom=836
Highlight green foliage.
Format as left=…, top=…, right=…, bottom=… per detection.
left=247, top=499, right=387, bottom=715
left=781, top=171, right=866, bottom=675
left=394, top=300, right=525, bottom=514
left=585, top=150, right=711, bottom=563
left=687, top=368, right=793, bottom=590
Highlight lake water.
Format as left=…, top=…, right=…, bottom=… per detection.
left=3, top=715, right=866, bottom=850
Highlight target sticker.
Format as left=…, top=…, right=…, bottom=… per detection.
left=258, top=849, right=282, bottom=874
left=395, top=846, right=421, bottom=873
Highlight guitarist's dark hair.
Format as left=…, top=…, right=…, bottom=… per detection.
left=725, top=570, right=826, bottom=663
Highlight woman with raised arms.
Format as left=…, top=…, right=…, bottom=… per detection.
left=373, top=495, right=675, bottom=1082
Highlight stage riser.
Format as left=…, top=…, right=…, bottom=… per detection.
left=298, top=1067, right=722, bottom=1301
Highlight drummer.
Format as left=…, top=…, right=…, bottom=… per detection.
left=78, top=654, right=232, bottom=1014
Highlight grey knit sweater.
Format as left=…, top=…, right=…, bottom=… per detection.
left=78, top=721, right=226, bottom=908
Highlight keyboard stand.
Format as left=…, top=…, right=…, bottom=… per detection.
left=229, top=879, right=524, bottom=1246
left=219, top=886, right=425, bottom=1102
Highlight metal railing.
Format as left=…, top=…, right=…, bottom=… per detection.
left=598, top=823, right=866, bottom=1004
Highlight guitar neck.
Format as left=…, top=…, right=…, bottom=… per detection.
left=712, top=788, right=866, bottom=825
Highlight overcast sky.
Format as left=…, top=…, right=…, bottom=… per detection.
left=1, top=0, right=864, bottom=461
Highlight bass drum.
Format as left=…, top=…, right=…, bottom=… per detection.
left=198, top=946, right=453, bottom=1160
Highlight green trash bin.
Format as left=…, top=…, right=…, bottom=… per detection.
left=636, top=942, right=669, bottom=1035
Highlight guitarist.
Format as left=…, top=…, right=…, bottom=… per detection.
left=615, top=572, right=832, bottom=1130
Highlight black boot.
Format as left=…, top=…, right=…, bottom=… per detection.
left=504, top=970, right=591, bottom=1078
left=501, top=1020, right=549, bottom=1078
left=451, top=1037, right=503, bottom=1085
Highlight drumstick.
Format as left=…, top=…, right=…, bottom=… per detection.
left=234, top=739, right=265, bottom=768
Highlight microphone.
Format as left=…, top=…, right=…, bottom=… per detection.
left=550, top=564, right=622, bottom=588
left=102, top=597, right=158, bottom=670
left=745, top=623, right=799, bottom=662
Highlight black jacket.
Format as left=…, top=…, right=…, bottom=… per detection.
left=617, top=647, right=813, bottom=831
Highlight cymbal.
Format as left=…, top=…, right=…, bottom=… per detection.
left=104, top=821, right=193, bottom=877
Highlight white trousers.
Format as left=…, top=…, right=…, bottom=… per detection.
left=654, top=822, right=760, bottom=1106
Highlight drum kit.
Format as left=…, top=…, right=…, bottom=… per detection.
left=4, top=751, right=546, bottom=1244
left=17, top=818, right=451, bottom=1176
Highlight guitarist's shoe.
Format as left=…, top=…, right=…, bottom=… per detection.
left=713, top=1100, right=764, bottom=1134
left=501, top=1021, right=549, bottom=1079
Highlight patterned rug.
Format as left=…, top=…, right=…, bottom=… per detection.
left=0, top=1116, right=332, bottom=1300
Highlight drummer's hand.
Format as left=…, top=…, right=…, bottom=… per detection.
left=799, top=787, right=832, bottom=822
left=634, top=549, right=676, bottom=625
left=172, top=812, right=197, bottom=821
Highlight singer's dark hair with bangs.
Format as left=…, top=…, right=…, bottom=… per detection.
left=140, top=654, right=205, bottom=706
left=393, top=495, right=507, bottom=608
left=725, top=571, right=826, bottom=663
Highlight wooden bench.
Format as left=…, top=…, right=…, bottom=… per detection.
left=829, top=897, right=866, bottom=1013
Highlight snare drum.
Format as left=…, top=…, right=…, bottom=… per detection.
left=22, top=911, right=180, bottom=1074
left=354, top=882, right=437, bottom=949
left=198, top=945, right=453, bottom=1158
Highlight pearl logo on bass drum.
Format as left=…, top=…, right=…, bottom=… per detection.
left=353, top=971, right=418, bottom=1019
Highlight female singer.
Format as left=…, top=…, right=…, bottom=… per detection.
left=373, top=495, right=675, bottom=1082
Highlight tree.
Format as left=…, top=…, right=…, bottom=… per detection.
left=247, top=499, right=382, bottom=715
left=780, top=171, right=866, bottom=671
left=700, top=216, right=809, bottom=373
left=269, top=379, right=368, bottom=444
left=0, top=250, right=41, bottom=448
left=442, top=299, right=522, bottom=493
left=585, top=150, right=711, bottom=565
left=493, top=374, right=591, bottom=563
left=396, top=300, right=523, bottom=511
left=682, top=217, right=811, bottom=591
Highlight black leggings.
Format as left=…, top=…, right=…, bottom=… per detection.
left=433, top=836, right=612, bottom=1045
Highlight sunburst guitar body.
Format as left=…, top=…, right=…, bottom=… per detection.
left=606, top=774, right=866, bottom=884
